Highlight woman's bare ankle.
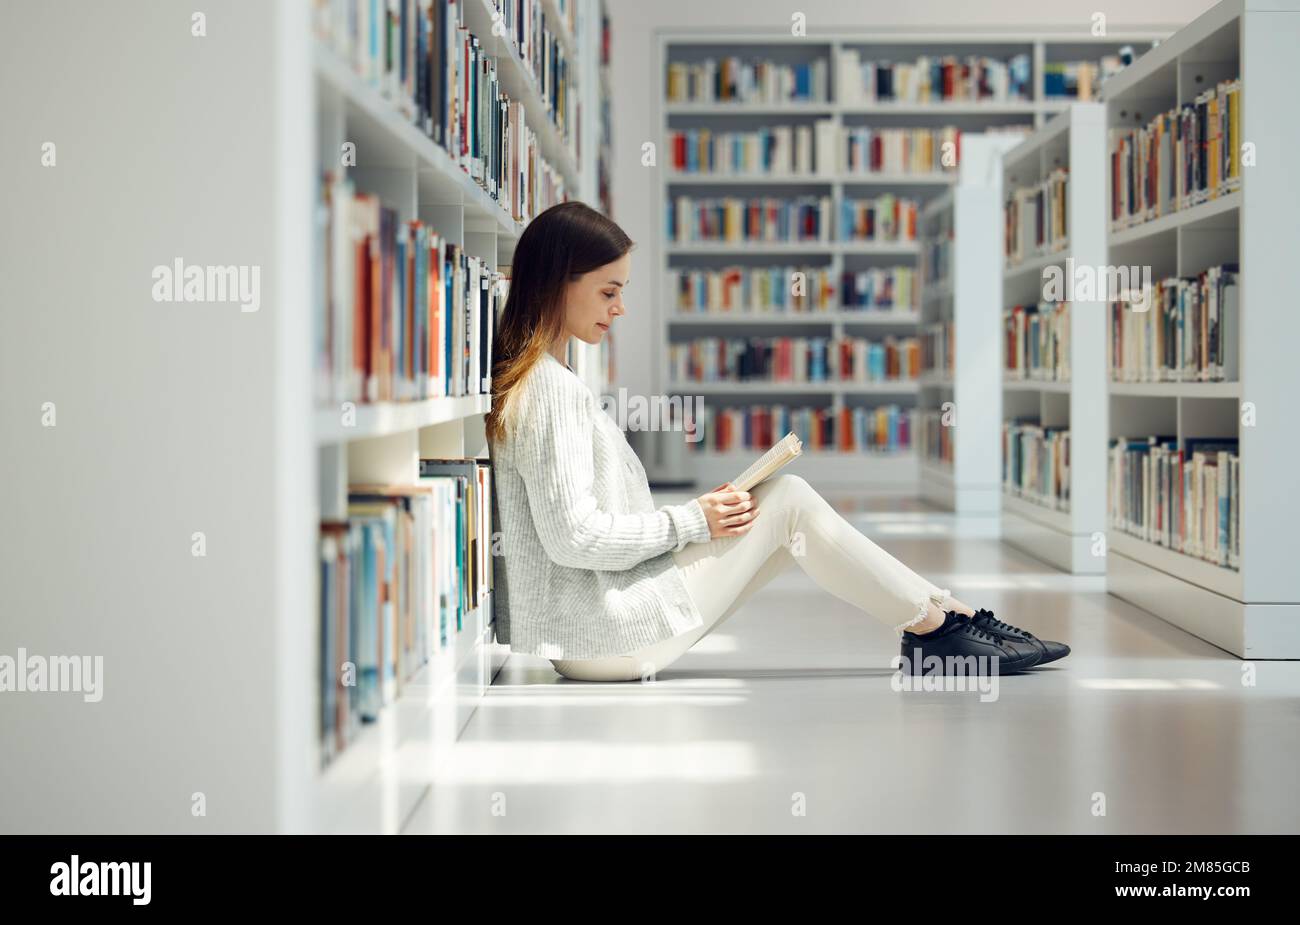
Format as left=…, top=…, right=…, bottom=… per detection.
left=909, top=602, right=949, bottom=635
left=943, top=597, right=976, bottom=617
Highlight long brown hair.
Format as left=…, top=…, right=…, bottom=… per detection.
left=485, top=201, right=633, bottom=445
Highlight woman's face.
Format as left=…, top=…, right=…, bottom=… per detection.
left=563, top=253, right=630, bottom=345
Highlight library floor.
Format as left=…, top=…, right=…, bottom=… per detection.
left=403, top=492, right=1300, bottom=835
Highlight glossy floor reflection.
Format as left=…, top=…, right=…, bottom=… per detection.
left=402, top=494, right=1300, bottom=834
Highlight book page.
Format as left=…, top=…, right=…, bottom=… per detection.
left=732, top=432, right=803, bottom=492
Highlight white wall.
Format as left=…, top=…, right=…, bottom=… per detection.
left=605, top=0, right=1218, bottom=400
left=0, top=0, right=312, bottom=832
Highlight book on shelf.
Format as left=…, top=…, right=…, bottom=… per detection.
left=836, top=49, right=1032, bottom=105
left=668, top=334, right=920, bottom=384
left=842, top=125, right=961, bottom=175
left=920, top=321, right=954, bottom=377
left=730, top=432, right=803, bottom=492
left=917, top=408, right=954, bottom=465
left=922, top=230, right=953, bottom=285
left=670, top=265, right=836, bottom=315
left=1108, top=265, right=1238, bottom=382
left=1042, top=55, right=1128, bottom=100
left=418, top=458, right=494, bottom=629
left=840, top=195, right=919, bottom=243
left=841, top=266, right=918, bottom=311
left=689, top=402, right=913, bottom=454
left=1004, top=167, right=1068, bottom=266
left=667, top=195, right=832, bottom=244
left=1108, top=78, right=1241, bottom=230
left=1002, top=421, right=1071, bottom=510
left=312, top=0, right=567, bottom=225
left=318, top=460, right=492, bottom=768
left=489, top=0, right=576, bottom=147
left=665, top=57, right=829, bottom=104
left=666, top=123, right=835, bottom=176
left=1108, top=436, right=1239, bottom=570
left=1004, top=302, right=1071, bottom=381
left=316, top=173, right=500, bottom=406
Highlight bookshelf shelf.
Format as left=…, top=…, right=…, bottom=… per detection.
left=540, top=0, right=578, bottom=57
left=1107, top=532, right=1242, bottom=599
left=917, top=370, right=955, bottom=388
left=668, top=311, right=920, bottom=325
left=1107, top=381, right=1241, bottom=398
left=664, top=102, right=837, bottom=114
left=839, top=102, right=1040, bottom=115
left=664, top=172, right=956, bottom=186
left=1002, top=247, right=1068, bottom=280
left=838, top=241, right=921, bottom=255
left=315, top=395, right=493, bottom=444
left=307, top=0, right=615, bottom=833
left=665, top=173, right=833, bottom=184
left=459, top=0, right=581, bottom=189
left=1098, top=0, right=1300, bottom=657
left=1108, top=190, right=1241, bottom=246
left=315, top=601, right=492, bottom=834
left=917, top=135, right=1018, bottom=519
left=664, top=242, right=836, bottom=255
left=840, top=173, right=956, bottom=186
left=669, top=380, right=918, bottom=394
left=997, top=103, right=1109, bottom=574
left=1003, top=490, right=1071, bottom=532
left=1003, top=378, right=1071, bottom=393
left=312, top=42, right=527, bottom=240
left=658, top=29, right=1171, bottom=495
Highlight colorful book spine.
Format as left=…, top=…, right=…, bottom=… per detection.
left=1108, top=78, right=1241, bottom=230
left=1108, top=265, right=1239, bottom=383
left=917, top=409, right=954, bottom=465
left=841, top=266, right=918, bottom=311
left=1004, top=302, right=1071, bottom=381
left=920, top=321, right=954, bottom=377
left=665, top=57, right=829, bottom=103
left=668, top=335, right=920, bottom=384
left=670, top=265, right=836, bottom=314
left=841, top=125, right=961, bottom=175
left=666, top=122, right=834, bottom=176
left=1107, top=436, right=1239, bottom=570
left=1003, top=421, right=1071, bottom=510
left=316, top=173, right=502, bottom=405
left=688, top=403, right=914, bottom=454
left=1004, top=167, right=1069, bottom=265
left=667, top=195, right=832, bottom=243
left=839, top=195, right=919, bottom=243
left=311, top=0, right=567, bottom=226
left=319, top=460, right=494, bottom=768
left=836, top=50, right=1032, bottom=104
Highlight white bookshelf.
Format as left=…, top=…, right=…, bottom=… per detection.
left=1, top=0, right=609, bottom=835
left=657, top=30, right=1168, bottom=491
left=1100, top=0, right=1300, bottom=658
left=310, top=0, right=613, bottom=833
left=997, top=102, right=1109, bottom=573
left=917, top=134, right=1023, bottom=527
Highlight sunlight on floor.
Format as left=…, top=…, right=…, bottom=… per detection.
left=1077, top=678, right=1223, bottom=690
left=433, top=740, right=760, bottom=783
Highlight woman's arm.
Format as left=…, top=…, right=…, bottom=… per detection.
left=512, top=368, right=710, bottom=571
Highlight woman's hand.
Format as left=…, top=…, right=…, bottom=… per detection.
left=696, top=482, right=759, bottom=538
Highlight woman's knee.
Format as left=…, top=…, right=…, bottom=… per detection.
left=755, top=473, right=817, bottom=508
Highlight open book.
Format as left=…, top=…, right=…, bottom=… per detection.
left=730, top=432, right=804, bottom=492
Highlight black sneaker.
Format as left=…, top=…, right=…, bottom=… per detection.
left=899, top=612, right=1043, bottom=676
left=970, top=609, right=1071, bottom=666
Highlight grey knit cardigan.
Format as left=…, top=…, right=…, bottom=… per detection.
left=488, top=352, right=712, bottom=659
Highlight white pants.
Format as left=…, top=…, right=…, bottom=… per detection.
left=550, top=474, right=952, bottom=682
